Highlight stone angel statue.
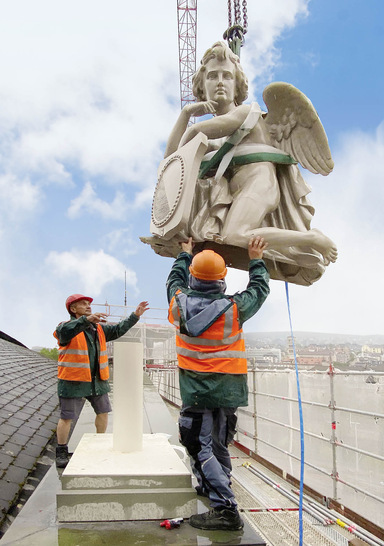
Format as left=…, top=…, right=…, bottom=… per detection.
left=142, top=41, right=337, bottom=286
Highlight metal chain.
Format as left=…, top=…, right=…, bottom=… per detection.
left=225, top=0, right=247, bottom=55
left=234, top=0, right=241, bottom=25
left=227, top=0, right=247, bottom=33
left=242, top=0, right=248, bottom=34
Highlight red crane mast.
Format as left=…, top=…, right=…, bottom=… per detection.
left=176, top=1, right=248, bottom=112
left=177, top=0, right=197, bottom=110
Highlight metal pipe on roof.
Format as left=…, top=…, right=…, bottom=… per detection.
left=241, top=462, right=330, bottom=526
left=298, top=492, right=384, bottom=546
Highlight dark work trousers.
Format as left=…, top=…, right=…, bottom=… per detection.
left=178, top=406, right=238, bottom=508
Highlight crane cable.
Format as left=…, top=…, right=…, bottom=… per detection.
left=285, top=282, right=305, bottom=546
left=223, top=0, right=248, bottom=56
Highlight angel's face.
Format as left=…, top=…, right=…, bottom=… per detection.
left=204, top=57, right=236, bottom=108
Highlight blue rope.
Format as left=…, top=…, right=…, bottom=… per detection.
left=285, top=282, right=304, bottom=545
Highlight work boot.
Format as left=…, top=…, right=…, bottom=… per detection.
left=56, top=445, right=69, bottom=468
left=189, top=507, right=244, bottom=531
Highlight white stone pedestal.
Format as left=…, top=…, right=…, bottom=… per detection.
left=57, top=433, right=197, bottom=522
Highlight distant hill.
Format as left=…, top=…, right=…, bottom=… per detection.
left=244, top=331, right=384, bottom=347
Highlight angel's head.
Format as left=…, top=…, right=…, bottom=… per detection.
left=192, top=41, right=248, bottom=106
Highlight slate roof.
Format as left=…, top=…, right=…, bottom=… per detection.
left=0, top=336, right=60, bottom=534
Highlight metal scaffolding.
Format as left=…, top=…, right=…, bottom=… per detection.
left=93, top=303, right=177, bottom=366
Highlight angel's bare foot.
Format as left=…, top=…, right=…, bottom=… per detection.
left=287, top=247, right=322, bottom=268
left=223, top=228, right=337, bottom=266
left=308, top=229, right=338, bottom=265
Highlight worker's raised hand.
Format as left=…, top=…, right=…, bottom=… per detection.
left=87, top=313, right=108, bottom=324
left=134, top=301, right=149, bottom=317
left=248, top=236, right=268, bottom=260
left=180, top=237, right=194, bottom=255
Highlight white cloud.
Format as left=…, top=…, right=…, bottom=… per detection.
left=45, top=249, right=137, bottom=297
left=0, top=0, right=178, bottom=209
left=67, top=182, right=131, bottom=220
left=133, top=186, right=158, bottom=209
left=242, top=0, right=309, bottom=81
left=101, top=228, right=139, bottom=256
left=68, top=179, right=155, bottom=220
left=0, top=173, right=41, bottom=217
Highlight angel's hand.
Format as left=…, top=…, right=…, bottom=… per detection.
left=164, top=101, right=216, bottom=158
left=186, top=100, right=218, bottom=118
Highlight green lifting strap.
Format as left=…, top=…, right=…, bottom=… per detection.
left=199, top=147, right=297, bottom=180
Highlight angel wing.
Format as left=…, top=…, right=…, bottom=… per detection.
left=263, top=82, right=334, bottom=175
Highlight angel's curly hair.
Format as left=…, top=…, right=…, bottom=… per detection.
left=192, top=41, right=248, bottom=105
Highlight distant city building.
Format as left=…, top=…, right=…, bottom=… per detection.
left=246, top=347, right=281, bottom=365
left=361, top=344, right=382, bottom=356
left=286, top=336, right=297, bottom=358
left=333, top=351, right=350, bottom=364
left=284, top=337, right=332, bottom=368
left=297, top=354, right=330, bottom=367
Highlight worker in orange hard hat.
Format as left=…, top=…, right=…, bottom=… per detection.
left=53, top=293, right=149, bottom=468
left=189, top=249, right=227, bottom=281
left=167, top=236, right=270, bottom=531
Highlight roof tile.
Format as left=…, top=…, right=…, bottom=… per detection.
left=0, top=338, right=59, bottom=531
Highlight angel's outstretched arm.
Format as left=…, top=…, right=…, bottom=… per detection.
left=164, top=101, right=218, bottom=158
left=178, top=104, right=250, bottom=149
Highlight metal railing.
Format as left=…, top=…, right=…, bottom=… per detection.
left=94, top=303, right=176, bottom=364
left=147, top=362, right=384, bottom=531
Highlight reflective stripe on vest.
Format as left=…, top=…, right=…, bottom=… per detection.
left=53, top=324, right=109, bottom=382
left=168, top=291, right=247, bottom=374
left=169, top=297, right=180, bottom=327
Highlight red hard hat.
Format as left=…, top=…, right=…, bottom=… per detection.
left=65, top=294, right=93, bottom=314
left=189, top=250, right=227, bottom=281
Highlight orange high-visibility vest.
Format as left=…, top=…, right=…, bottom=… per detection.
left=168, top=291, right=247, bottom=374
left=53, top=324, right=109, bottom=382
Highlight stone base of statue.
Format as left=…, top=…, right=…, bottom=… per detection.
left=57, top=433, right=197, bottom=522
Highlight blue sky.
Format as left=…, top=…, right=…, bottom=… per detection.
left=0, top=0, right=383, bottom=348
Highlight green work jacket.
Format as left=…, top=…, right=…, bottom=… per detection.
left=166, top=252, right=270, bottom=408
left=55, top=313, right=139, bottom=398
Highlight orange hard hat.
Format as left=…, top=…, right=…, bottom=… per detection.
left=65, top=294, right=93, bottom=314
left=189, top=250, right=227, bottom=281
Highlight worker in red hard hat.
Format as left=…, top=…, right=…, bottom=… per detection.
left=53, top=293, right=149, bottom=468
left=65, top=293, right=93, bottom=314
left=167, top=236, right=269, bottom=531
